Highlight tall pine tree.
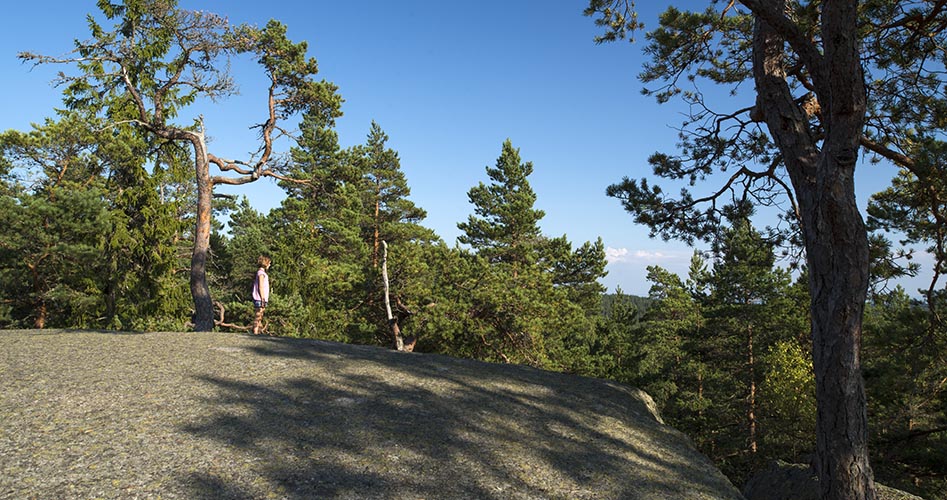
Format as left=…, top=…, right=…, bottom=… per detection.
left=458, top=139, right=544, bottom=270
left=268, top=101, right=369, bottom=339
left=359, top=121, right=434, bottom=268
left=452, top=140, right=606, bottom=368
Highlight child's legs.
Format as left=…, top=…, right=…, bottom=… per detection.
left=252, top=306, right=265, bottom=334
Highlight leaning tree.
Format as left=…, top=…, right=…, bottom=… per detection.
left=586, top=1, right=947, bottom=499
left=20, top=0, right=340, bottom=330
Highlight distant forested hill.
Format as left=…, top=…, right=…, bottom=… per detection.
left=601, top=293, right=653, bottom=321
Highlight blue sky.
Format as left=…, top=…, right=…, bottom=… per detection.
left=1, top=1, right=933, bottom=296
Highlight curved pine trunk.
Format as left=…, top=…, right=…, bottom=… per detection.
left=190, top=135, right=215, bottom=331
left=800, top=159, right=874, bottom=499
left=750, top=0, right=876, bottom=497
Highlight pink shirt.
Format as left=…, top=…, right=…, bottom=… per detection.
left=253, top=268, right=270, bottom=302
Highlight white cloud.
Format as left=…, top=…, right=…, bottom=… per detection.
left=634, top=250, right=666, bottom=259
left=605, top=247, right=630, bottom=263
left=605, top=247, right=681, bottom=264
left=602, top=246, right=695, bottom=295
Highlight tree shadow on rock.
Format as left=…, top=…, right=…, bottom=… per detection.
left=177, top=335, right=743, bottom=499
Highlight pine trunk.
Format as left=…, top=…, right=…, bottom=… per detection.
left=190, top=135, right=215, bottom=332
left=373, top=196, right=381, bottom=269
left=801, top=164, right=874, bottom=500
left=748, top=322, right=757, bottom=454
left=750, top=0, right=876, bottom=497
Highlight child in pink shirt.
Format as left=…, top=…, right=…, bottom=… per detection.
left=251, top=255, right=271, bottom=335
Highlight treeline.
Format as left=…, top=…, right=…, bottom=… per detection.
left=0, top=114, right=611, bottom=370
left=1, top=1, right=945, bottom=497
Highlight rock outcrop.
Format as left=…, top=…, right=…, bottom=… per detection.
left=1, top=330, right=743, bottom=499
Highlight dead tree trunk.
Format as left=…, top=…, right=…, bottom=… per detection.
left=382, top=240, right=403, bottom=350
left=381, top=241, right=414, bottom=351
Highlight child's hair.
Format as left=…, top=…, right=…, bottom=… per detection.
left=257, top=255, right=271, bottom=268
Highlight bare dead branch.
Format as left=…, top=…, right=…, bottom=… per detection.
left=213, top=300, right=251, bottom=331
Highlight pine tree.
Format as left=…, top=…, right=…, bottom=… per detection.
left=22, top=3, right=341, bottom=330
left=1, top=110, right=189, bottom=330
left=538, top=235, right=608, bottom=316
left=359, top=121, right=435, bottom=268
left=267, top=104, right=369, bottom=339
left=100, top=123, right=185, bottom=330
left=450, top=139, right=609, bottom=368
left=635, top=263, right=707, bottom=417
left=584, top=0, right=947, bottom=491
left=458, top=139, right=544, bottom=269
left=863, top=289, right=947, bottom=497
left=0, top=184, right=111, bottom=328
left=701, top=217, right=797, bottom=475
left=712, top=219, right=770, bottom=454
left=587, top=287, right=640, bottom=382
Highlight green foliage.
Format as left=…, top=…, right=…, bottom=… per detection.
left=601, top=290, right=652, bottom=319
left=447, top=140, right=607, bottom=370
left=760, top=340, right=816, bottom=458
left=868, top=137, right=947, bottom=301
left=610, top=220, right=813, bottom=485
left=0, top=111, right=186, bottom=330
left=8, top=2, right=944, bottom=495
left=632, top=262, right=712, bottom=429
left=357, top=121, right=436, bottom=267
left=406, top=245, right=487, bottom=356
left=63, top=0, right=236, bottom=121
left=231, top=19, right=344, bottom=128
left=586, top=1, right=947, bottom=494
left=586, top=288, right=642, bottom=381
left=539, top=235, right=608, bottom=317
left=863, top=289, right=947, bottom=498
left=583, top=0, right=644, bottom=44
left=862, top=127, right=947, bottom=500
left=218, top=95, right=440, bottom=345
left=23, top=0, right=351, bottom=331
left=0, top=183, right=111, bottom=328
left=458, top=139, right=545, bottom=268
left=700, top=220, right=809, bottom=481
left=101, top=126, right=187, bottom=329
left=597, top=1, right=779, bottom=248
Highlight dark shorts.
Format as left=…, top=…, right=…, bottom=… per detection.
left=254, top=300, right=267, bottom=309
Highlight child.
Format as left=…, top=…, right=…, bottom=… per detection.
left=251, top=255, right=271, bottom=335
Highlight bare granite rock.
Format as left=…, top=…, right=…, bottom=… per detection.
left=0, top=330, right=744, bottom=499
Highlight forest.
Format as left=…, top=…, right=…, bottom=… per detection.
left=1, top=1, right=946, bottom=499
